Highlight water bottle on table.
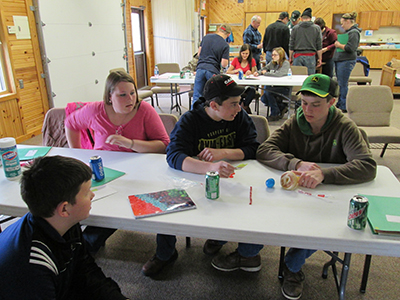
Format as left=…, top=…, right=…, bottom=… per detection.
left=287, top=68, right=292, bottom=79
left=154, top=65, right=159, bottom=78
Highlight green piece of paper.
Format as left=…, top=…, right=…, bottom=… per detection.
left=337, top=34, right=349, bottom=52
left=91, top=167, right=125, bottom=188
left=18, top=147, right=52, bottom=161
left=362, top=194, right=400, bottom=235
left=170, top=75, right=181, bottom=79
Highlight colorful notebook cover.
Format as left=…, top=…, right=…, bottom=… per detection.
left=128, top=189, right=196, bottom=219
left=363, top=194, right=400, bottom=235
left=18, top=147, right=52, bottom=161
left=91, top=167, right=125, bottom=188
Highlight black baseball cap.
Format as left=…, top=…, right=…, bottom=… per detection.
left=291, top=10, right=301, bottom=22
left=203, top=75, right=245, bottom=100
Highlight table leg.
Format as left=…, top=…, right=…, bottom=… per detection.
left=278, top=246, right=286, bottom=280
left=360, top=255, right=372, bottom=293
left=322, top=251, right=352, bottom=300
left=338, top=253, right=351, bottom=300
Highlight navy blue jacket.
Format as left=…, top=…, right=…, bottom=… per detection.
left=0, top=213, right=126, bottom=300
left=166, top=99, right=259, bottom=170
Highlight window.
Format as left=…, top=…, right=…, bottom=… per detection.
left=0, top=40, right=7, bottom=93
left=0, top=19, right=15, bottom=97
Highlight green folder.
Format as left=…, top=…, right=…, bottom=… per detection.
left=18, top=147, right=52, bottom=161
left=337, top=34, right=349, bottom=52
left=91, top=167, right=125, bottom=188
left=362, top=194, right=400, bottom=235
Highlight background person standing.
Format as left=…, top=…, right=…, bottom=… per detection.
left=263, top=12, right=290, bottom=64
left=333, top=12, right=361, bottom=112
left=243, top=15, right=263, bottom=69
left=287, top=10, right=301, bottom=32
left=314, top=17, right=337, bottom=78
left=192, top=24, right=231, bottom=107
left=289, top=8, right=322, bottom=75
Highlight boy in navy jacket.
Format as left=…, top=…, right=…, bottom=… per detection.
left=0, top=156, right=128, bottom=300
left=142, top=75, right=263, bottom=277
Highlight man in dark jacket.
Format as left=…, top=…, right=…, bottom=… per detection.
left=289, top=8, right=322, bottom=75
left=263, top=12, right=290, bottom=64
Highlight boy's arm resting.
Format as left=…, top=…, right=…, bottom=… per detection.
left=321, top=125, right=377, bottom=184
left=256, top=122, right=301, bottom=171
left=236, top=113, right=260, bottom=159
left=182, top=157, right=235, bottom=178
left=198, top=148, right=244, bottom=162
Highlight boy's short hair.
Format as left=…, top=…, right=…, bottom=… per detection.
left=20, top=156, right=92, bottom=218
left=202, top=74, right=245, bottom=106
left=297, top=74, right=338, bottom=101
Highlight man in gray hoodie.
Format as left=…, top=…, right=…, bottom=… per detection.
left=289, top=8, right=322, bottom=75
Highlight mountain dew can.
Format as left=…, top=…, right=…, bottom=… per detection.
left=205, top=171, right=219, bottom=200
left=347, top=195, right=369, bottom=230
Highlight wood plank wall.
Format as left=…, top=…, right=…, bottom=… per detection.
left=0, top=0, right=48, bottom=143
left=206, top=0, right=398, bottom=47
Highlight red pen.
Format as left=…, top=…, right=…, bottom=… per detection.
left=249, top=186, right=253, bottom=205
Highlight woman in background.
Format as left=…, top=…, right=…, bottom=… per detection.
left=65, top=70, right=170, bottom=252
left=256, top=47, right=290, bottom=121
left=333, top=12, right=360, bottom=113
left=226, top=44, right=258, bottom=114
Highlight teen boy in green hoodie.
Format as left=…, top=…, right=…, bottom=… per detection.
left=256, top=73, right=376, bottom=300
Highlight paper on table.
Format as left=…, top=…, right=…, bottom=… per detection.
left=91, top=167, right=125, bottom=188
left=91, top=185, right=117, bottom=202
left=18, top=147, right=52, bottom=161
left=244, top=75, right=260, bottom=80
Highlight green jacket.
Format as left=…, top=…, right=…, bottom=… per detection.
left=256, top=107, right=376, bottom=184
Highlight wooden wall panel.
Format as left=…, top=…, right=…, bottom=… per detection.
left=0, top=99, right=24, bottom=139
left=1, top=0, right=49, bottom=142
left=207, top=0, right=399, bottom=47
left=267, top=0, right=289, bottom=12
left=244, top=1, right=267, bottom=12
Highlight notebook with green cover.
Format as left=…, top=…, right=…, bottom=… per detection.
left=18, top=147, right=52, bottom=161
left=91, top=167, right=125, bottom=188
left=337, top=34, right=349, bottom=52
left=362, top=194, right=400, bottom=235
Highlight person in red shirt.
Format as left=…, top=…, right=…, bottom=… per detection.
left=314, top=17, right=337, bottom=78
left=226, top=44, right=259, bottom=114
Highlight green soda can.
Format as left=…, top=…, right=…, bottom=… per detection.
left=347, top=195, right=369, bottom=230
left=180, top=71, right=185, bottom=79
left=205, top=171, right=220, bottom=200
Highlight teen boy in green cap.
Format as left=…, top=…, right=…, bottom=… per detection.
left=256, top=73, right=376, bottom=300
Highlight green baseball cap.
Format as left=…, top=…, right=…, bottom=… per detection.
left=297, top=74, right=331, bottom=97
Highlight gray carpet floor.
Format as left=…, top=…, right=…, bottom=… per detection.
left=95, top=230, right=400, bottom=300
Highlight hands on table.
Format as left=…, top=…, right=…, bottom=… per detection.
left=294, top=161, right=325, bottom=189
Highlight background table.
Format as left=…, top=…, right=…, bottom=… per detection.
left=150, top=73, right=307, bottom=116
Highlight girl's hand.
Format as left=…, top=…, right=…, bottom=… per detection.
left=105, top=134, right=132, bottom=149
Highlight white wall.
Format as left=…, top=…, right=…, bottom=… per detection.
left=152, top=0, right=195, bottom=69
left=38, top=0, right=126, bottom=108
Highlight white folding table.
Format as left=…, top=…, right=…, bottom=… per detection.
left=1, top=146, right=399, bottom=299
